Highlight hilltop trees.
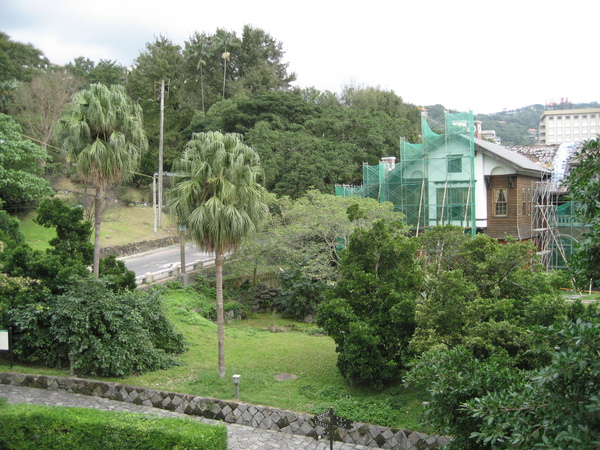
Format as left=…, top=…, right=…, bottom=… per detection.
left=57, top=83, right=147, bottom=276
left=0, top=32, right=50, bottom=83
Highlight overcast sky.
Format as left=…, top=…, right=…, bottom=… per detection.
left=1, top=0, right=597, bottom=114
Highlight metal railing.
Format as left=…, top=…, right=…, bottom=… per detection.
left=136, top=257, right=216, bottom=284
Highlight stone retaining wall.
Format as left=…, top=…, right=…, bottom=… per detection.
left=100, top=237, right=179, bottom=259
left=0, top=372, right=450, bottom=449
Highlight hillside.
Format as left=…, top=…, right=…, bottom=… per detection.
left=425, top=101, right=600, bottom=146
left=475, top=101, right=600, bottom=146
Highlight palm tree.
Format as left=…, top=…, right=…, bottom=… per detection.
left=58, top=83, right=147, bottom=276
left=193, top=37, right=213, bottom=114
left=167, top=131, right=268, bottom=378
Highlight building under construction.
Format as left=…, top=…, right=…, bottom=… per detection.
left=336, top=111, right=583, bottom=269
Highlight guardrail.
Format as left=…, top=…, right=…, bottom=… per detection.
left=136, top=257, right=216, bottom=285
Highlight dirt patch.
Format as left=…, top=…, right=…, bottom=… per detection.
left=275, top=373, right=298, bottom=381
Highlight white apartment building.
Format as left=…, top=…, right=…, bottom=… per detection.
left=538, top=108, right=600, bottom=144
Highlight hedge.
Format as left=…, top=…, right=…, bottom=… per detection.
left=0, top=400, right=227, bottom=449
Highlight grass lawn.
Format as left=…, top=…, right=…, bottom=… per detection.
left=18, top=203, right=177, bottom=251
left=0, top=286, right=427, bottom=430
left=113, top=288, right=426, bottom=429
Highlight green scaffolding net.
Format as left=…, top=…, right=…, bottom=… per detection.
left=336, top=111, right=476, bottom=236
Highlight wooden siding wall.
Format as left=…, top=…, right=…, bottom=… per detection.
left=486, top=175, right=537, bottom=241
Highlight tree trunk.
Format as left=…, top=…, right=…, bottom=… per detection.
left=216, top=250, right=226, bottom=378
left=93, top=187, right=103, bottom=277
left=200, top=65, right=205, bottom=114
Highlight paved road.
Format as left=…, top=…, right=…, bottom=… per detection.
left=120, top=244, right=214, bottom=278
left=0, top=384, right=370, bottom=450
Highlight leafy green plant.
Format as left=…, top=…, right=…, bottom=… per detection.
left=299, top=384, right=399, bottom=427
left=406, top=318, right=600, bottom=449
left=8, top=277, right=185, bottom=376
left=317, top=220, right=420, bottom=387
left=276, top=267, right=326, bottom=320
left=0, top=402, right=227, bottom=449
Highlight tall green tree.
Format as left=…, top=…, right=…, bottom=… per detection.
left=233, top=25, right=296, bottom=95
left=65, top=57, right=125, bottom=87
left=184, top=32, right=214, bottom=114
left=565, top=137, right=600, bottom=288
left=0, top=32, right=50, bottom=82
left=167, top=131, right=268, bottom=378
left=213, top=30, right=236, bottom=100
left=317, top=219, right=421, bottom=386
left=0, top=113, right=53, bottom=212
left=57, top=83, right=147, bottom=276
left=126, top=36, right=188, bottom=178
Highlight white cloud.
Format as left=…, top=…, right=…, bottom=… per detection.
left=1, top=0, right=597, bottom=114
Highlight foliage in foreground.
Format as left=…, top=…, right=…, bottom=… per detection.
left=0, top=400, right=227, bottom=449
left=406, top=318, right=600, bottom=449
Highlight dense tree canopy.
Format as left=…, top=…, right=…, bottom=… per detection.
left=0, top=32, right=50, bottom=82
left=565, top=137, right=600, bottom=288
left=0, top=113, right=53, bottom=212
left=65, top=57, right=126, bottom=87
left=407, top=316, right=600, bottom=449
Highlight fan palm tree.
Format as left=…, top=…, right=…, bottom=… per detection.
left=58, top=83, right=147, bottom=276
left=194, top=39, right=212, bottom=113
left=167, top=131, right=268, bottom=378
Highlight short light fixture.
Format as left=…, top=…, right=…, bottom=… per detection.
left=68, top=352, right=76, bottom=376
left=232, top=374, right=241, bottom=398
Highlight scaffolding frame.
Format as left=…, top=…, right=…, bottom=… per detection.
left=336, top=112, right=477, bottom=236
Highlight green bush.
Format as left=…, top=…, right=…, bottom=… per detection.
left=99, top=254, right=137, bottom=292
left=0, top=402, right=227, bottom=449
left=406, top=318, right=600, bottom=449
left=276, top=268, right=326, bottom=320
left=8, top=277, right=185, bottom=376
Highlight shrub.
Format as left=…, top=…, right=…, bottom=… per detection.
left=8, top=277, right=185, bottom=376
left=276, top=268, right=326, bottom=320
left=99, top=254, right=137, bottom=292
left=0, top=402, right=227, bottom=449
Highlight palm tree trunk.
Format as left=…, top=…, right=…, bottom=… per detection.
left=93, top=187, right=103, bottom=277
left=215, top=250, right=226, bottom=378
left=222, top=62, right=227, bottom=100
left=200, top=65, right=205, bottom=114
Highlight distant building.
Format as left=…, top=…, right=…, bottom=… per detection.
left=481, top=129, right=501, bottom=145
left=538, top=108, right=600, bottom=145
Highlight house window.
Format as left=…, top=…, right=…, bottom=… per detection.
left=448, top=155, right=462, bottom=173
left=494, top=188, right=508, bottom=216
left=436, top=187, right=470, bottom=223
left=522, top=187, right=532, bottom=215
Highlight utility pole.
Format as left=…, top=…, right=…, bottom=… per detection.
left=157, top=80, right=165, bottom=228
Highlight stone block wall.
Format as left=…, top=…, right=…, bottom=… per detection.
left=0, top=372, right=451, bottom=449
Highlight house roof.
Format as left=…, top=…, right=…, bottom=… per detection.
left=474, top=138, right=551, bottom=178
